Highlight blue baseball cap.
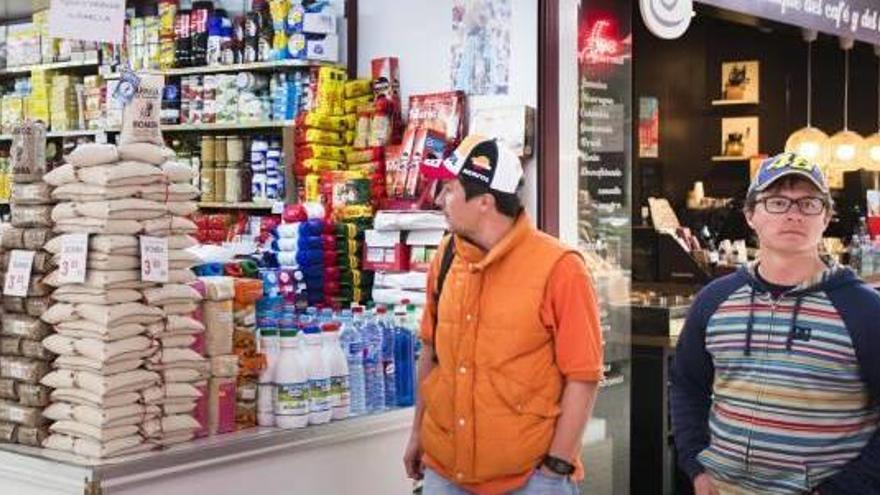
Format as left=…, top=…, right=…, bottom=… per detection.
left=749, top=152, right=829, bottom=196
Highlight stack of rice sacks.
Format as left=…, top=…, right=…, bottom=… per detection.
left=198, top=277, right=238, bottom=436
left=39, top=138, right=204, bottom=457
left=0, top=122, right=55, bottom=447
left=138, top=141, right=205, bottom=449
left=40, top=142, right=164, bottom=458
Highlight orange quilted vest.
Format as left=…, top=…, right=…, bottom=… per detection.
left=420, top=214, right=574, bottom=483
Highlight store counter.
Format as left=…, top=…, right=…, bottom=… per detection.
left=0, top=408, right=416, bottom=495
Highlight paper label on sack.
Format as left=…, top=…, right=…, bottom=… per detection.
left=48, top=0, right=126, bottom=44
left=140, top=236, right=169, bottom=283
left=4, top=250, right=35, bottom=297
left=57, top=233, right=89, bottom=284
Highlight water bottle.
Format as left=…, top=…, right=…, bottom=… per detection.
left=394, top=305, right=415, bottom=407
left=376, top=306, right=396, bottom=409
left=339, top=310, right=366, bottom=416
left=320, top=307, right=335, bottom=326
left=361, top=310, right=385, bottom=413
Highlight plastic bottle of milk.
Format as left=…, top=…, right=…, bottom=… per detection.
left=274, top=329, right=309, bottom=429
left=322, top=322, right=350, bottom=420
left=257, top=329, right=280, bottom=426
left=303, top=325, right=332, bottom=425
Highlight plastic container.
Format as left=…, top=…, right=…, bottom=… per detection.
left=339, top=310, right=365, bottom=416
left=393, top=306, right=415, bottom=407
left=257, top=329, right=280, bottom=426
left=274, top=329, right=309, bottom=429
left=321, top=322, right=349, bottom=420
left=361, top=311, right=385, bottom=413
left=377, top=306, right=396, bottom=408
left=303, top=326, right=331, bottom=425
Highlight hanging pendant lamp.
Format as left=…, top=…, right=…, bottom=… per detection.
left=860, top=45, right=880, bottom=170
left=785, top=29, right=829, bottom=164
left=828, top=37, right=864, bottom=188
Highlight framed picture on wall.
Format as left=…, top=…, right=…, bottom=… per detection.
left=721, top=60, right=759, bottom=102
left=638, top=97, right=659, bottom=158
left=721, top=117, right=759, bottom=157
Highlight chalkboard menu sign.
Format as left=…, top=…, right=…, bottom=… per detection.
left=577, top=0, right=632, bottom=266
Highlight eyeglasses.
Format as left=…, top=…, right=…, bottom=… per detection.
left=756, top=195, right=827, bottom=216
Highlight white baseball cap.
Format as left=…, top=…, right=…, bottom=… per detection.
left=420, top=134, right=523, bottom=194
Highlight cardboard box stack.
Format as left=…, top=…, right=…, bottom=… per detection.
left=366, top=211, right=447, bottom=306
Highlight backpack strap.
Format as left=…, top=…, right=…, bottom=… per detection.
left=431, top=236, right=456, bottom=363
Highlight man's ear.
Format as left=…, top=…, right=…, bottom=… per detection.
left=744, top=208, right=755, bottom=229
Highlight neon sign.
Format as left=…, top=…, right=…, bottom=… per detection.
left=580, top=17, right=631, bottom=66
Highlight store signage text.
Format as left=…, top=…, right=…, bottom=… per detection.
left=698, top=0, right=880, bottom=45
left=48, top=0, right=126, bottom=44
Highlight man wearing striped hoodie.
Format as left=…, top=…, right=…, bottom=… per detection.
left=671, top=152, right=880, bottom=495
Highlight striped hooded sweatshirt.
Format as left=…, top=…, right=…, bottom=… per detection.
left=671, top=262, right=880, bottom=494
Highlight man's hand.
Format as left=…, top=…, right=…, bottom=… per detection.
left=404, top=430, right=424, bottom=480
left=693, top=473, right=720, bottom=495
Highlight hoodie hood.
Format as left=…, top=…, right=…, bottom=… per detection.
left=739, top=259, right=861, bottom=296
left=735, top=260, right=861, bottom=355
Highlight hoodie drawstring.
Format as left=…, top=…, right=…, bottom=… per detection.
left=744, top=288, right=756, bottom=356
left=785, top=296, right=804, bottom=351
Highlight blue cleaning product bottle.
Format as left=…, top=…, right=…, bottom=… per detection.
left=360, top=310, right=385, bottom=413
left=393, top=305, right=415, bottom=407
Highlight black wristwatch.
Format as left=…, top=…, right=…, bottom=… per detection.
left=541, top=455, right=575, bottom=476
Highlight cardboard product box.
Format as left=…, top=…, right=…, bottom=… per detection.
left=306, top=34, right=338, bottom=62
left=364, top=229, right=410, bottom=272
left=83, top=75, right=104, bottom=89
left=405, top=229, right=445, bottom=272
left=26, top=97, right=50, bottom=122
left=303, top=12, right=337, bottom=34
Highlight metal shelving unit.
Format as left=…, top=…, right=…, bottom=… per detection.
left=102, top=59, right=328, bottom=79
left=0, top=129, right=106, bottom=141
left=0, top=58, right=100, bottom=76
left=197, top=202, right=277, bottom=210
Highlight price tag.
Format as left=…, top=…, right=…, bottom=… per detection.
left=140, top=236, right=169, bottom=283
left=4, top=250, right=35, bottom=297
left=57, top=233, right=89, bottom=284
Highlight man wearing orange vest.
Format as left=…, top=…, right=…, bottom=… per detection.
left=403, top=135, right=605, bottom=494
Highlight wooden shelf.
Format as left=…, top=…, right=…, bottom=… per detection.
left=103, top=59, right=331, bottom=79
left=711, top=155, right=754, bottom=162
left=711, top=99, right=759, bottom=106
left=0, top=129, right=106, bottom=141
left=198, top=202, right=277, bottom=210
left=104, top=121, right=293, bottom=133
left=0, top=59, right=100, bottom=76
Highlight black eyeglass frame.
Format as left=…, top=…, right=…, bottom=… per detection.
left=754, top=195, right=828, bottom=216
